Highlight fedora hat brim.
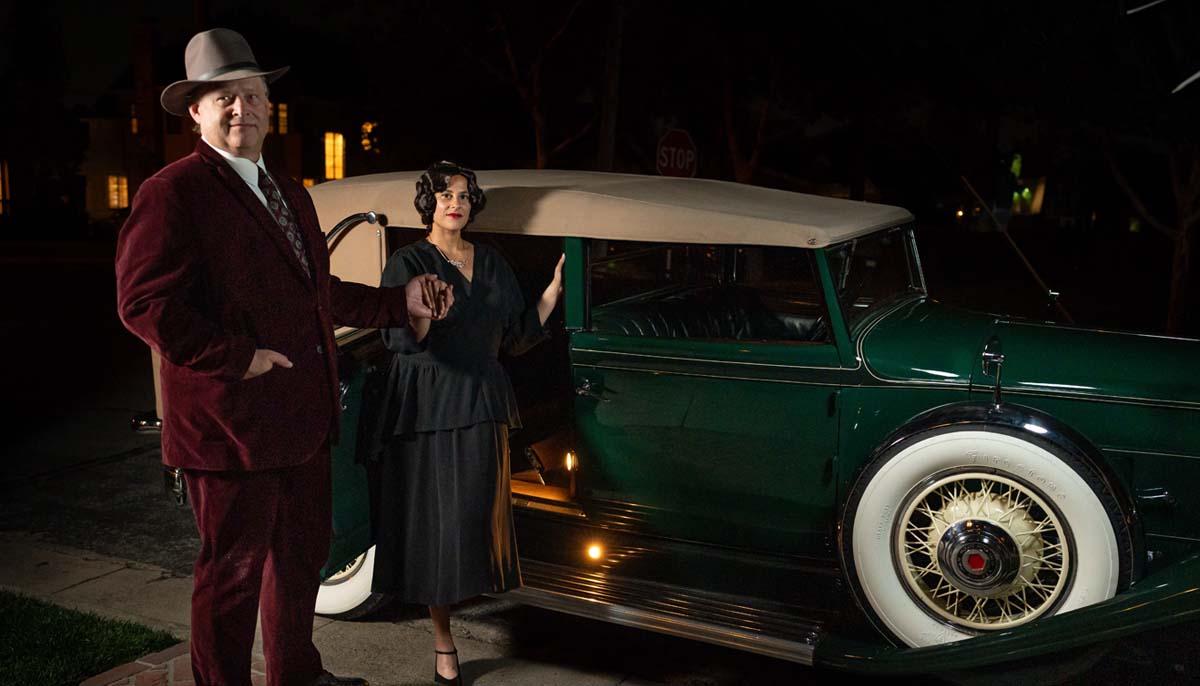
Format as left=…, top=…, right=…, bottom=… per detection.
left=160, top=65, right=289, bottom=116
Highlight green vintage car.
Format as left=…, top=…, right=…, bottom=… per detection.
left=302, top=170, right=1200, bottom=673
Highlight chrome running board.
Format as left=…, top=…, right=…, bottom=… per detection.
left=502, top=559, right=820, bottom=665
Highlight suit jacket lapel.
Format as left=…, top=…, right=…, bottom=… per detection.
left=195, top=143, right=315, bottom=291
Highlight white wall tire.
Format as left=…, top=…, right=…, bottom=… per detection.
left=842, top=428, right=1129, bottom=648
left=315, top=545, right=392, bottom=620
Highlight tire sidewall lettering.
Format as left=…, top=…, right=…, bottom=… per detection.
left=967, top=449, right=1068, bottom=503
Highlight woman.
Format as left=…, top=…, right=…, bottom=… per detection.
left=372, top=161, right=563, bottom=685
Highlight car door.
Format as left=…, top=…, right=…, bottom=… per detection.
left=570, top=241, right=844, bottom=555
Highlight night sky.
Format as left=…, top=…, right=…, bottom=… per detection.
left=4, top=0, right=1200, bottom=335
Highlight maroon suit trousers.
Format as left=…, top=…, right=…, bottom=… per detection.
left=185, top=447, right=331, bottom=686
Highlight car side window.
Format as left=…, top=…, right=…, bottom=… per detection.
left=589, top=241, right=721, bottom=307
left=589, top=241, right=829, bottom=343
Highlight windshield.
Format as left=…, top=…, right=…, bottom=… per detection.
left=825, top=226, right=925, bottom=330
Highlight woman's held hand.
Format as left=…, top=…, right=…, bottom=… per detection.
left=406, top=273, right=455, bottom=321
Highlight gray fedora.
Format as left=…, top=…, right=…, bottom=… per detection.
left=160, top=28, right=289, bottom=116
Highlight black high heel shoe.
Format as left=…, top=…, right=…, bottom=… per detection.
left=434, top=648, right=461, bottom=686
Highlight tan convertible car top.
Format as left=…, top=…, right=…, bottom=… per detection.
left=309, top=169, right=913, bottom=286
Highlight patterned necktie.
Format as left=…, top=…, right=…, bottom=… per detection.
left=256, top=167, right=312, bottom=278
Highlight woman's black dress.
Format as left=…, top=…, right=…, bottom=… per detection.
left=370, top=239, right=547, bottom=605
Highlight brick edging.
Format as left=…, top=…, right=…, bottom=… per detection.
left=79, top=641, right=188, bottom=686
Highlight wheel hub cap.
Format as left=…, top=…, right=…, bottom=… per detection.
left=937, top=519, right=1021, bottom=597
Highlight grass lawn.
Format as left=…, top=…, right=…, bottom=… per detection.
left=0, top=590, right=179, bottom=686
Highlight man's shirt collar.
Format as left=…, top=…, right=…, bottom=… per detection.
left=201, top=137, right=268, bottom=186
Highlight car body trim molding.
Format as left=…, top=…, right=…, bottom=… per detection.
left=1104, top=447, right=1200, bottom=461
left=999, top=319, right=1200, bottom=344
left=573, top=363, right=845, bottom=387
left=1003, top=388, right=1200, bottom=411
left=571, top=347, right=849, bottom=371
left=1145, top=532, right=1200, bottom=543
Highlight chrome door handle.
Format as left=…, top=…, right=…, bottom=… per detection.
left=575, top=378, right=609, bottom=402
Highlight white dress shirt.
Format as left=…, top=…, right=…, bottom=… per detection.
left=201, top=137, right=272, bottom=210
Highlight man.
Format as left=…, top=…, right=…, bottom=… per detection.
left=115, top=28, right=451, bottom=686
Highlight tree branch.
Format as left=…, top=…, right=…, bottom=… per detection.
left=551, top=115, right=599, bottom=159
left=747, top=76, right=775, bottom=172
left=721, top=56, right=742, bottom=168
left=537, top=0, right=587, bottom=67
left=1183, top=208, right=1200, bottom=231
left=429, top=14, right=512, bottom=88
left=1169, top=148, right=1184, bottom=202
left=492, top=11, right=532, bottom=106
left=1105, top=142, right=1177, bottom=239
left=1181, top=149, right=1200, bottom=211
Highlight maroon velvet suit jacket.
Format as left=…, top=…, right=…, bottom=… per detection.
left=116, top=141, right=408, bottom=472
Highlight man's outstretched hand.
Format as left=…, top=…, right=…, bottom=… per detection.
left=405, top=273, right=454, bottom=320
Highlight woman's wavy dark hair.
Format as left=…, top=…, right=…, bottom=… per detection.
left=414, top=161, right=487, bottom=228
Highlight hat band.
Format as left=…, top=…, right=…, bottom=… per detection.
left=192, top=61, right=263, bottom=83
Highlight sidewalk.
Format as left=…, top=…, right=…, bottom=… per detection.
left=0, top=531, right=199, bottom=686
left=0, top=531, right=651, bottom=686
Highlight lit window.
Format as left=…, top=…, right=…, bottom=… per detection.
left=277, top=104, right=288, bottom=134
left=324, top=132, right=344, bottom=180
left=302, top=178, right=316, bottom=188
left=131, top=105, right=138, bottom=135
left=107, top=175, right=129, bottom=209
left=361, top=121, right=379, bottom=152
left=0, top=160, right=9, bottom=215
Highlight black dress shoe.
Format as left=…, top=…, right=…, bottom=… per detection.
left=434, top=648, right=461, bottom=686
left=312, top=670, right=369, bottom=686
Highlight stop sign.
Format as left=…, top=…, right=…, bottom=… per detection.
left=656, top=128, right=698, bottom=177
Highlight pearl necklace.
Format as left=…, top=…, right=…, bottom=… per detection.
left=429, top=240, right=467, bottom=269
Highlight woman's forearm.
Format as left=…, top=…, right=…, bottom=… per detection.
left=411, top=316, right=432, bottom=342
left=537, top=293, right=556, bottom=326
